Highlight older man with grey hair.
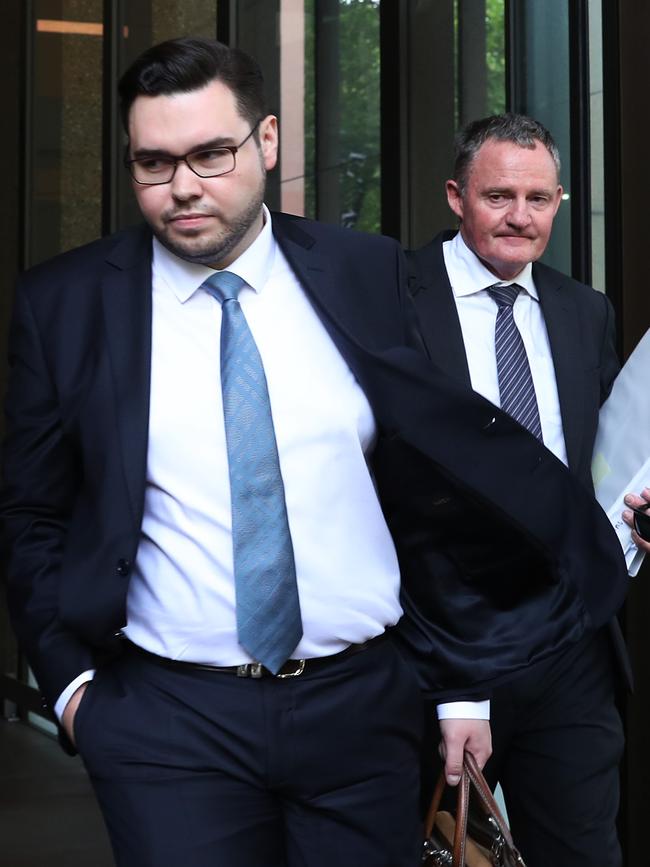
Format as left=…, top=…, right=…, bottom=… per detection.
left=408, top=113, right=635, bottom=867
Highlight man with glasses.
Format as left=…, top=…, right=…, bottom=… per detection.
left=0, top=41, right=628, bottom=867
left=407, top=113, right=640, bottom=867
left=0, top=35, right=456, bottom=867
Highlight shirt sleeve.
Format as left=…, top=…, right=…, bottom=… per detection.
left=54, top=669, right=96, bottom=720
left=436, top=700, right=490, bottom=720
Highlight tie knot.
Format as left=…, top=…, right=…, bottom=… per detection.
left=203, top=271, right=247, bottom=304
left=487, top=282, right=522, bottom=309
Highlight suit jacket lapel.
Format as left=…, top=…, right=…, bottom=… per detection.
left=534, top=263, right=584, bottom=474
left=410, top=237, right=585, bottom=474
left=99, top=214, right=383, bottom=529
left=101, top=226, right=153, bottom=524
left=407, top=233, right=472, bottom=387
left=270, top=212, right=381, bottom=354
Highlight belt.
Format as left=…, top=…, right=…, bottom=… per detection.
left=124, top=632, right=387, bottom=679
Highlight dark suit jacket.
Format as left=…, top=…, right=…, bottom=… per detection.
left=0, top=216, right=629, bottom=714
left=406, top=230, right=620, bottom=488
left=405, top=230, right=631, bottom=689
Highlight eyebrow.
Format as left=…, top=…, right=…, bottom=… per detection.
left=131, top=136, right=236, bottom=159
left=483, top=186, right=555, bottom=197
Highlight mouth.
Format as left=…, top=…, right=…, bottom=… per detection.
left=167, top=213, right=214, bottom=229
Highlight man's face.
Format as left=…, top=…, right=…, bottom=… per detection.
left=127, top=78, right=278, bottom=269
left=446, top=139, right=563, bottom=281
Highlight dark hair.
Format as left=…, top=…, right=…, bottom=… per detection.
left=453, top=113, right=561, bottom=194
left=118, top=36, right=267, bottom=133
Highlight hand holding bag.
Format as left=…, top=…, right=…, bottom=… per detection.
left=422, top=752, right=527, bottom=866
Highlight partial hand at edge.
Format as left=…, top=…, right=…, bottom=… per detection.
left=623, top=487, right=650, bottom=553
left=438, top=718, right=492, bottom=786
left=61, top=682, right=88, bottom=748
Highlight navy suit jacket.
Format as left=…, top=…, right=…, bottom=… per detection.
left=0, top=216, right=629, bottom=713
left=405, top=230, right=631, bottom=690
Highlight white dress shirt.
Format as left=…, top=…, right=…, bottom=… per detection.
left=125, top=208, right=404, bottom=661
left=443, top=231, right=568, bottom=465
left=434, top=232, right=570, bottom=723
left=56, top=208, right=405, bottom=717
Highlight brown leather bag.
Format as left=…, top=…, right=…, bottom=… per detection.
left=422, top=753, right=527, bottom=866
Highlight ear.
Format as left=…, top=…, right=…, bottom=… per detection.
left=551, top=184, right=564, bottom=217
left=258, top=115, right=278, bottom=171
left=446, top=180, right=464, bottom=221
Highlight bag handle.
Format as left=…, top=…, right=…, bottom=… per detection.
left=424, top=752, right=518, bottom=867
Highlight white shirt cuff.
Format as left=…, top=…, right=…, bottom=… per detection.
left=436, top=700, right=490, bottom=720
left=54, top=669, right=96, bottom=721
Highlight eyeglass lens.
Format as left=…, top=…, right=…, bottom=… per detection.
left=131, top=148, right=236, bottom=183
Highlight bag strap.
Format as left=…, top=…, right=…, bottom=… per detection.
left=424, top=752, right=518, bottom=867
left=463, top=752, right=516, bottom=851
left=453, top=765, right=471, bottom=865
left=423, top=764, right=447, bottom=838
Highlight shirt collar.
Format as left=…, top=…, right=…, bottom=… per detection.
left=445, top=230, right=538, bottom=300
left=152, top=204, right=277, bottom=303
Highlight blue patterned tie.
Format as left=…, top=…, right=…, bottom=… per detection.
left=487, top=283, right=543, bottom=440
left=203, top=271, right=302, bottom=673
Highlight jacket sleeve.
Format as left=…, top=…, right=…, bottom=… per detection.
left=0, top=279, right=94, bottom=713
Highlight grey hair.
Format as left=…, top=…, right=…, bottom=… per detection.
left=453, top=113, right=561, bottom=194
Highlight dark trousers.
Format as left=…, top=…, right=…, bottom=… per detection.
left=423, top=630, right=624, bottom=867
left=74, top=636, right=424, bottom=867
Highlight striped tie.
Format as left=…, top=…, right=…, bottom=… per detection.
left=487, top=283, right=543, bottom=441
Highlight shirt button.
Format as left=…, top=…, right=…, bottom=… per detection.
left=116, top=558, right=131, bottom=577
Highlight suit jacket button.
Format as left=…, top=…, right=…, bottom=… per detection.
left=116, top=558, right=131, bottom=577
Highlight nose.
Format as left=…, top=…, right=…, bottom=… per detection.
left=505, top=197, right=532, bottom=228
left=169, top=159, right=203, bottom=201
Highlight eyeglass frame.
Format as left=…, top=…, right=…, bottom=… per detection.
left=124, top=118, right=263, bottom=186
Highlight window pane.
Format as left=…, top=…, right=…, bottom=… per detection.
left=280, top=0, right=309, bottom=218
left=29, top=0, right=104, bottom=265
left=589, top=0, right=605, bottom=291
left=456, top=0, right=506, bottom=127
left=238, top=0, right=381, bottom=231
left=336, top=0, right=381, bottom=231
left=310, top=0, right=381, bottom=231
left=486, top=0, right=506, bottom=115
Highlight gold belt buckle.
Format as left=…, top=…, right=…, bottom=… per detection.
left=276, top=659, right=306, bottom=679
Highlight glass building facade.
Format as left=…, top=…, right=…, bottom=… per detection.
left=4, top=1, right=615, bottom=275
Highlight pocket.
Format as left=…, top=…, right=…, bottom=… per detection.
left=72, top=677, right=100, bottom=748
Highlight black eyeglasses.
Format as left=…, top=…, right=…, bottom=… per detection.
left=631, top=501, right=650, bottom=542
left=125, top=119, right=262, bottom=186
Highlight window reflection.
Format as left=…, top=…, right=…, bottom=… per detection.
left=29, top=0, right=103, bottom=266
left=589, top=0, right=605, bottom=291
left=486, top=0, right=506, bottom=115
left=238, top=0, right=381, bottom=231
left=310, top=0, right=381, bottom=231
left=280, top=1, right=308, bottom=218
left=456, top=0, right=505, bottom=127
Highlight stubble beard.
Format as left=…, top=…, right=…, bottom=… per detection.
left=152, top=176, right=266, bottom=269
